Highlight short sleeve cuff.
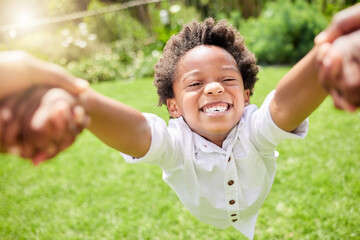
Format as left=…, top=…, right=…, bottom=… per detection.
left=120, top=113, right=168, bottom=165
left=256, top=90, right=309, bottom=146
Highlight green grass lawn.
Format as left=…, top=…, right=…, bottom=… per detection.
left=1, top=66, right=360, bottom=240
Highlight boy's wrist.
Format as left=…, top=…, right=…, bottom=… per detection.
left=77, top=87, right=96, bottom=114
left=311, top=45, right=321, bottom=75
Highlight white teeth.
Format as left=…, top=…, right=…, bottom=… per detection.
left=204, top=105, right=228, bottom=113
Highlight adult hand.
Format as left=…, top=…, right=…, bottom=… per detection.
left=315, top=4, right=360, bottom=111
left=317, top=30, right=360, bottom=111
left=0, top=87, right=89, bottom=165
left=30, top=88, right=90, bottom=165
left=0, top=51, right=90, bottom=157
left=0, top=51, right=89, bottom=99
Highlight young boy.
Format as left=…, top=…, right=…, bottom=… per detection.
left=2, top=18, right=328, bottom=239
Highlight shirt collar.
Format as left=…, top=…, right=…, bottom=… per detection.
left=193, top=120, right=244, bottom=154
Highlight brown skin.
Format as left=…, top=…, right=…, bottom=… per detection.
left=78, top=89, right=151, bottom=158
left=317, top=30, right=360, bottom=111
left=315, top=3, right=360, bottom=111
left=270, top=47, right=328, bottom=132
left=0, top=87, right=88, bottom=165
left=0, top=50, right=89, bottom=164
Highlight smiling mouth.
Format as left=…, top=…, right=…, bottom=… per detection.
left=200, top=103, right=231, bottom=113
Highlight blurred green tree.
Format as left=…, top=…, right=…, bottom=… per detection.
left=47, top=0, right=90, bottom=16
left=307, top=0, right=359, bottom=17
left=183, top=0, right=359, bottom=19
left=184, top=0, right=267, bottom=19
left=97, top=0, right=154, bottom=31
left=243, top=0, right=328, bottom=64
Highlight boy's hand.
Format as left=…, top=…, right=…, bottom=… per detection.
left=317, top=30, right=360, bottom=111
left=0, top=87, right=90, bottom=165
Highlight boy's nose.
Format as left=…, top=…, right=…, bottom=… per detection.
left=204, top=82, right=224, bottom=95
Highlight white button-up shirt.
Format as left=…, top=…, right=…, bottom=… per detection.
left=121, top=91, right=308, bottom=239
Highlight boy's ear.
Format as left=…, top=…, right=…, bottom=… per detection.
left=244, top=89, right=250, bottom=106
left=166, top=98, right=181, bottom=118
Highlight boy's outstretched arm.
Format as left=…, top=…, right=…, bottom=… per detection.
left=79, top=89, right=151, bottom=158
left=270, top=47, right=328, bottom=132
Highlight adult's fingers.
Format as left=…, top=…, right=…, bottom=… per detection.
left=323, top=56, right=360, bottom=111
left=332, top=30, right=360, bottom=109
left=317, top=45, right=343, bottom=92
left=341, top=59, right=360, bottom=108
left=0, top=105, right=11, bottom=152
left=19, top=142, right=35, bottom=159
left=0, top=116, right=3, bottom=153
left=330, top=89, right=347, bottom=110
left=31, top=134, right=74, bottom=166
left=16, top=87, right=50, bottom=154
left=29, top=90, right=81, bottom=163
left=315, top=3, right=360, bottom=44
left=319, top=47, right=360, bottom=111
left=31, top=88, right=73, bottom=131
left=3, top=120, right=21, bottom=151
left=47, top=99, right=72, bottom=140
left=1, top=93, right=24, bottom=151
left=57, top=134, right=76, bottom=154
left=73, top=105, right=86, bottom=128
left=330, top=89, right=357, bottom=112
left=32, top=152, right=49, bottom=166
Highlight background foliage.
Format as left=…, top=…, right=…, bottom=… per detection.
left=242, top=0, right=328, bottom=64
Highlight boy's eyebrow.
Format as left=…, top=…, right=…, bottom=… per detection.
left=220, top=65, right=240, bottom=73
left=180, top=65, right=240, bottom=82
left=180, top=70, right=201, bottom=82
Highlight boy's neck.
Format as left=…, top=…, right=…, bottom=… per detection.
left=190, top=125, right=236, bottom=148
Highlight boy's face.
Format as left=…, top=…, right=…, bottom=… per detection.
left=167, top=45, right=250, bottom=146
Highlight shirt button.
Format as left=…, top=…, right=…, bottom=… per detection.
left=232, top=219, right=238, bottom=222
left=231, top=214, right=237, bottom=217
left=227, top=180, right=234, bottom=186
left=228, top=157, right=231, bottom=162
left=229, top=200, right=235, bottom=205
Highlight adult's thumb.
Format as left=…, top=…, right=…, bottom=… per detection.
left=315, top=3, right=360, bottom=45
left=35, top=62, right=89, bottom=95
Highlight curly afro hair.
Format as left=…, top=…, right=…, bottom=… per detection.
left=153, top=18, right=259, bottom=107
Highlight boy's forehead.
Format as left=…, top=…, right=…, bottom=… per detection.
left=185, top=45, right=231, bottom=57
left=177, top=45, right=239, bottom=73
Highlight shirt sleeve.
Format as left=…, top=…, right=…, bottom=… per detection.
left=245, top=90, right=309, bottom=153
left=120, top=113, right=183, bottom=170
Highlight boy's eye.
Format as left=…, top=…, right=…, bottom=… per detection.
left=223, top=78, right=235, bottom=82
left=188, top=82, right=201, bottom=87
